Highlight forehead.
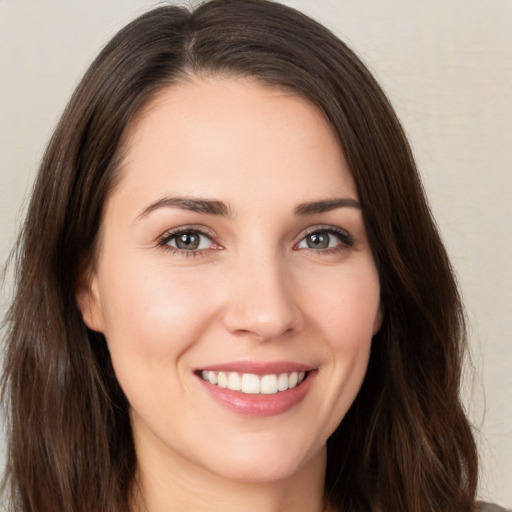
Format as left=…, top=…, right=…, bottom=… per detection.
left=114, top=76, right=356, bottom=208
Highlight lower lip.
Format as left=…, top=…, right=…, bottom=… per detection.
left=196, top=371, right=316, bottom=417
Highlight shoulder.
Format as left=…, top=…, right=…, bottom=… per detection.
left=476, top=502, right=512, bottom=512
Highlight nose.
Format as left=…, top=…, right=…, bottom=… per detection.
left=222, top=254, right=303, bottom=341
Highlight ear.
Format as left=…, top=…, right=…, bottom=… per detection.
left=372, top=303, right=384, bottom=335
left=75, top=268, right=105, bottom=333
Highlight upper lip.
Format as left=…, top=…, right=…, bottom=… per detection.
left=196, top=361, right=314, bottom=375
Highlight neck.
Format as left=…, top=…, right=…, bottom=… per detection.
left=131, top=437, right=329, bottom=512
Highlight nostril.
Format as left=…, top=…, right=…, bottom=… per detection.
left=222, top=300, right=303, bottom=341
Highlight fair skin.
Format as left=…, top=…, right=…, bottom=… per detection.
left=78, top=76, right=382, bottom=512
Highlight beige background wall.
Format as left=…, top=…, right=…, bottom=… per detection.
left=1, top=0, right=510, bottom=506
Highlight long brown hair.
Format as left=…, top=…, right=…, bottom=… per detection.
left=1, top=1, right=478, bottom=511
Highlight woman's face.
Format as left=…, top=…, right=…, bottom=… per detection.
left=79, top=77, right=382, bottom=485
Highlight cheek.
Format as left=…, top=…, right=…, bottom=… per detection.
left=98, top=258, right=219, bottom=366
left=326, top=275, right=378, bottom=386
left=309, top=262, right=380, bottom=345
left=304, top=262, right=379, bottom=423
left=96, top=260, right=224, bottom=423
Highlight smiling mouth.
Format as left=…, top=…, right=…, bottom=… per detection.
left=199, top=370, right=308, bottom=395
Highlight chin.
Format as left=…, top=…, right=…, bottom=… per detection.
left=200, top=440, right=325, bottom=485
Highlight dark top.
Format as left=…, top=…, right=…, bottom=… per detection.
left=477, top=502, right=511, bottom=512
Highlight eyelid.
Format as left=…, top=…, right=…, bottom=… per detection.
left=156, top=223, right=353, bottom=256
left=157, top=225, right=222, bottom=254
left=294, top=224, right=354, bottom=250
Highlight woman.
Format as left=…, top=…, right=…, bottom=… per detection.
left=1, top=1, right=506, bottom=511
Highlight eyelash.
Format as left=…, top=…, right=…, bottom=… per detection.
left=296, top=226, right=354, bottom=254
left=157, top=225, right=354, bottom=257
left=157, top=227, right=218, bottom=258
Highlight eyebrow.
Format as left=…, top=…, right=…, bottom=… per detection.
left=136, top=195, right=361, bottom=220
left=137, top=196, right=233, bottom=220
left=294, top=198, right=361, bottom=215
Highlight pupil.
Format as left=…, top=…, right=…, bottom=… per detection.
left=176, top=233, right=200, bottom=250
left=308, top=233, right=329, bottom=249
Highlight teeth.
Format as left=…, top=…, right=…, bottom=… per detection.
left=241, top=373, right=260, bottom=394
left=200, top=370, right=307, bottom=394
left=227, top=372, right=241, bottom=391
left=260, top=374, right=278, bottom=394
left=217, top=372, right=227, bottom=388
left=277, top=373, right=289, bottom=391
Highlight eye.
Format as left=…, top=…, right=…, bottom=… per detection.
left=296, top=227, right=353, bottom=251
left=159, top=229, right=216, bottom=252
